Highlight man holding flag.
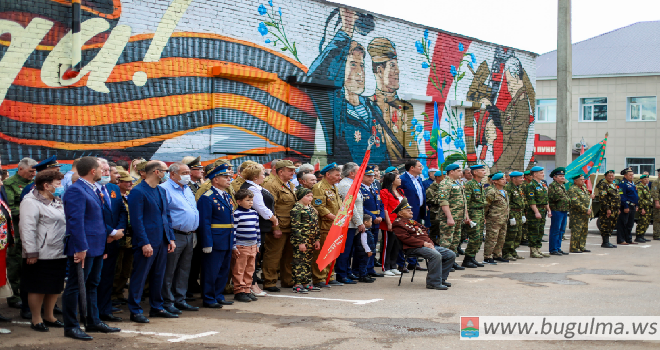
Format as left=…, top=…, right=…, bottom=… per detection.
left=334, top=162, right=366, bottom=285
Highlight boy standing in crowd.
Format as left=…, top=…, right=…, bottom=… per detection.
left=232, top=189, right=261, bottom=302
left=290, top=188, right=320, bottom=293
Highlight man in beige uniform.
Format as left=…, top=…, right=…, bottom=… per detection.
left=311, top=163, right=343, bottom=288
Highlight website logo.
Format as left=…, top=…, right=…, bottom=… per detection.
left=461, top=317, right=479, bottom=338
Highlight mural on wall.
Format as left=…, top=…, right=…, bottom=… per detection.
left=0, top=0, right=536, bottom=174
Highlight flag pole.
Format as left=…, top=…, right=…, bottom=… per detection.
left=324, top=136, right=376, bottom=285
left=587, top=132, right=608, bottom=216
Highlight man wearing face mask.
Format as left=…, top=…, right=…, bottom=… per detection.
left=159, top=162, right=200, bottom=314
left=96, top=158, right=128, bottom=323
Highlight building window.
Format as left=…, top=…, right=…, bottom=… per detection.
left=627, top=96, right=657, bottom=121
left=626, top=158, right=655, bottom=175
left=536, top=99, right=556, bottom=122
left=580, top=97, right=607, bottom=122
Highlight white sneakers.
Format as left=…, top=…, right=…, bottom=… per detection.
left=390, top=269, right=401, bottom=275
left=383, top=270, right=396, bottom=276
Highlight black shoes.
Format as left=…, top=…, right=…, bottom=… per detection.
left=452, top=262, right=465, bottom=270
left=601, top=235, right=617, bottom=248
left=65, top=328, right=93, bottom=341
left=550, top=251, right=563, bottom=256
left=483, top=258, right=497, bottom=265
left=494, top=257, right=509, bottom=263
left=264, top=286, right=281, bottom=292
left=581, top=249, right=591, bottom=253
left=234, top=293, right=252, bottom=303
left=7, top=300, right=22, bottom=309
left=174, top=302, right=199, bottom=311
left=99, top=314, right=123, bottom=322
left=461, top=256, right=478, bottom=268
left=0, top=313, right=10, bottom=323
left=442, top=280, right=451, bottom=287
left=202, top=302, right=222, bottom=308
left=328, top=280, right=344, bottom=286
left=426, top=284, right=448, bottom=290
left=85, top=322, right=121, bottom=333
left=53, top=304, right=63, bottom=315
left=358, top=276, right=375, bottom=283
left=248, top=293, right=258, bottom=301
left=20, top=310, right=32, bottom=320
left=348, top=273, right=359, bottom=280
left=456, top=246, right=465, bottom=256
left=398, top=267, right=409, bottom=274
left=218, top=300, right=234, bottom=305
left=368, top=272, right=384, bottom=278
left=149, top=309, right=178, bottom=318
left=560, top=250, right=569, bottom=255
left=374, top=261, right=382, bottom=267
left=164, top=305, right=182, bottom=315
left=635, top=236, right=647, bottom=243
left=130, top=313, right=150, bottom=323
left=336, top=278, right=357, bottom=284
left=31, top=323, right=49, bottom=332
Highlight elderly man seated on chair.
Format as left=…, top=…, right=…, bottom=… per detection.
left=392, top=199, right=455, bottom=290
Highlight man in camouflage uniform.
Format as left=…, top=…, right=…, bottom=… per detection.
left=503, top=171, right=526, bottom=260
left=548, top=167, right=570, bottom=255
left=524, top=166, right=551, bottom=258
left=652, top=168, right=660, bottom=240
left=568, top=174, right=592, bottom=253
left=596, top=170, right=619, bottom=248
left=433, top=164, right=467, bottom=270
left=182, top=156, right=204, bottom=195
left=425, top=170, right=444, bottom=243
left=290, top=188, right=321, bottom=292
left=483, top=173, right=509, bottom=264
left=635, top=174, right=653, bottom=242
left=519, top=170, right=533, bottom=246
left=311, top=163, right=342, bottom=288
left=461, top=165, right=487, bottom=268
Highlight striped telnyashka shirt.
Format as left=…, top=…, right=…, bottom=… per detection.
left=233, top=206, right=261, bottom=247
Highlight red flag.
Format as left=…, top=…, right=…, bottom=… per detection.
left=314, top=159, right=320, bottom=172
left=580, top=143, right=594, bottom=191
left=316, top=150, right=371, bottom=271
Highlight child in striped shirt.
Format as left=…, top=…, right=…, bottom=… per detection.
left=232, top=189, right=261, bottom=303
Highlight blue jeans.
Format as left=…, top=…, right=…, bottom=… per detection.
left=62, top=255, right=103, bottom=331
left=335, top=228, right=356, bottom=281
left=549, top=210, right=568, bottom=252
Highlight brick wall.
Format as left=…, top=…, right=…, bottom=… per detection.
left=0, top=0, right=537, bottom=175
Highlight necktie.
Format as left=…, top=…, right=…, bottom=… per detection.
left=95, top=188, right=105, bottom=204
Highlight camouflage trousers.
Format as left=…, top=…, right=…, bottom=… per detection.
left=517, top=214, right=529, bottom=248
left=463, top=209, right=485, bottom=257
left=526, top=207, right=547, bottom=249
left=597, top=209, right=619, bottom=237
left=654, top=208, right=660, bottom=239
left=435, top=209, right=465, bottom=253
left=636, top=207, right=652, bottom=236
left=292, top=245, right=314, bottom=286
left=484, top=217, right=507, bottom=259
left=503, top=210, right=523, bottom=257
left=569, top=212, right=589, bottom=252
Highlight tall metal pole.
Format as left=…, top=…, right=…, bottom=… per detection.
left=556, top=0, right=572, bottom=167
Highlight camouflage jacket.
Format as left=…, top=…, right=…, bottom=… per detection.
left=425, top=181, right=442, bottom=215
left=290, top=203, right=320, bottom=246
left=636, top=183, right=653, bottom=209
left=484, top=186, right=509, bottom=220
left=504, top=182, right=526, bottom=211
left=312, top=178, right=341, bottom=232
left=548, top=181, right=570, bottom=211
left=568, top=184, right=590, bottom=215
left=463, top=179, right=486, bottom=210
left=436, top=177, right=465, bottom=215
left=652, top=180, right=660, bottom=204
left=525, top=179, right=549, bottom=206
left=596, top=179, right=620, bottom=213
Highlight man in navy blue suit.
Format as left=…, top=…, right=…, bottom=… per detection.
left=397, top=159, right=428, bottom=271
left=95, top=158, right=127, bottom=322
left=62, top=157, right=121, bottom=341
left=127, top=160, right=177, bottom=323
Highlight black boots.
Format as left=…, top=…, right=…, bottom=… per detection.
left=461, top=256, right=478, bottom=268
left=456, top=246, right=465, bottom=256
left=601, top=235, right=617, bottom=248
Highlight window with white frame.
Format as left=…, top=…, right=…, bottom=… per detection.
left=627, top=96, right=657, bottom=121
left=626, top=158, right=655, bottom=175
left=580, top=97, right=607, bottom=121
left=536, top=99, right=556, bottom=122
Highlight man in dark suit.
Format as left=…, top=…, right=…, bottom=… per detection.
left=95, top=158, right=128, bottom=322
left=127, top=160, right=177, bottom=323
left=397, top=159, right=428, bottom=271
left=62, top=157, right=121, bottom=341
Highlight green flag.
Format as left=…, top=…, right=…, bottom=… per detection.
left=565, top=134, right=608, bottom=188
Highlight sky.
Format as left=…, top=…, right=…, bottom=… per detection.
left=329, top=0, right=660, bottom=54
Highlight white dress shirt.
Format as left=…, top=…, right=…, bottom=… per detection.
left=245, top=180, right=273, bottom=220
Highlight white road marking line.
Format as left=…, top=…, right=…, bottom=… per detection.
left=267, top=294, right=382, bottom=305
left=121, top=330, right=219, bottom=342
left=11, top=321, right=30, bottom=325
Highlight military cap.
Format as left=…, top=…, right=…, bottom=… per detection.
left=383, top=166, right=397, bottom=174
left=656, top=168, right=660, bottom=172
left=523, top=170, right=531, bottom=176
left=530, top=166, right=544, bottom=172
left=115, top=166, right=126, bottom=172
left=34, top=155, right=61, bottom=172
left=320, top=162, right=339, bottom=175
left=205, top=159, right=232, bottom=175
left=604, top=170, right=614, bottom=175
left=445, top=164, right=460, bottom=172
left=182, top=156, right=203, bottom=169
left=550, top=167, right=565, bottom=177
left=510, top=171, right=524, bottom=177
left=570, top=174, right=584, bottom=180
left=295, top=187, right=312, bottom=201
left=364, top=165, right=376, bottom=176
left=134, top=159, right=148, bottom=172
left=620, top=167, right=633, bottom=175
left=393, top=198, right=412, bottom=215
left=488, top=172, right=502, bottom=179
left=207, top=163, right=231, bottom=179
left=491, top=173, right=504, bottom=181
left=640, top=174, right=649, bottom=179
left=367, top=37, right=397, bottom=63
left=274, top=160, right=296, bottom=170
left=117, top=169, right=133, bottom=182
left=434, top=170, right=443, bottom=177
left=469, top=164, right=485, bottom=170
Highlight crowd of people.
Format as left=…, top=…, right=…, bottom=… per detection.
left=0, top=155, right=658, bottom=340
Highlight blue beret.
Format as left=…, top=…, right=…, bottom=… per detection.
left=383, top=166, right=397, bottom=174
left=34, top=155, right=61, bottom=172
left=434, top=171, right=443, bottom=177
left=207, top=163, right=231, bottom=179
left=469, top=165, right=484, bottom=170
left=530, top=166, right=544, bottom=172
left=364, top=165, right=376, bottom=176
left=445, top=164, right=460, bottom=171
left=491, top=173, right=504, bottom=180
left=510, top=171, right=524, bottom=177
left=443, top=171, right=447, bottom=175
left=320, top=162, right=338, bottom=175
